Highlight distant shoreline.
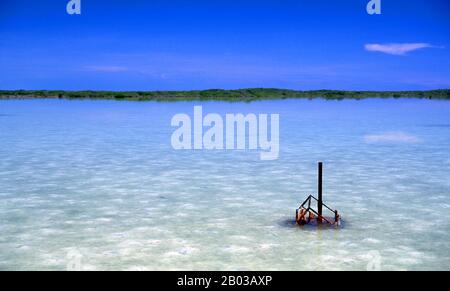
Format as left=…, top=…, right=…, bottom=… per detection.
left=1, top=89, right=449, bottom=102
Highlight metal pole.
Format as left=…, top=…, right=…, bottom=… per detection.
left=318, top=162, right=323, bottom=222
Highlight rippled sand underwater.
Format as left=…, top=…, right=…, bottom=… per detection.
left=0, top=99, right=450, bottom=271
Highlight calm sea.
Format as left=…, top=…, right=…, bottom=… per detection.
left=0, top=98, right=449, bottom=270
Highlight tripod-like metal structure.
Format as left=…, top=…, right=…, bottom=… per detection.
left=296, top=163, right=341, bottom=226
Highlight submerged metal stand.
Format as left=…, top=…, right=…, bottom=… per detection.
left=296, top=162, right=341, bottom=227
left=318, top=162, right=323, bottom=223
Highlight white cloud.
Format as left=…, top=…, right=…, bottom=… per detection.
left=364, top=43, right=438, bottom=56
left=364, top=132, right=422, bottom=144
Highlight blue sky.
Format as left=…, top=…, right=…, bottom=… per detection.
left=0, top=0, right=449, bottom=91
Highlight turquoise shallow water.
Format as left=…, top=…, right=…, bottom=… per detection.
left=0, top=99, right=450, bottom=271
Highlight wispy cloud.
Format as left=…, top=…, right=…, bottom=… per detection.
left=364, top=132, right=422, bottom=144
left=84, top=65, right=128, bottom=73
left=364, top=43, right=440, bottom=56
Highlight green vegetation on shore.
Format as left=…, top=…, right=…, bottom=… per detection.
left=1, top=89, right=449, bottom=102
